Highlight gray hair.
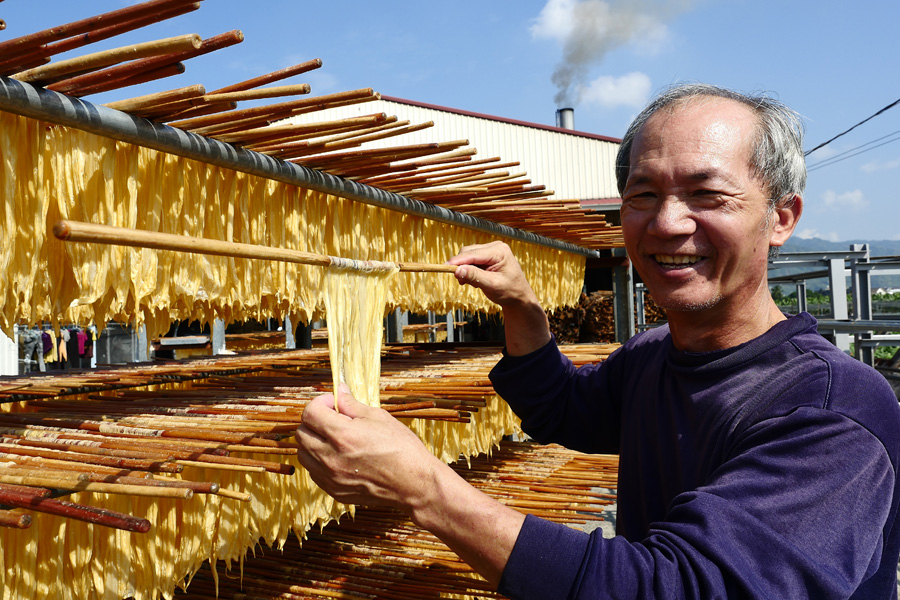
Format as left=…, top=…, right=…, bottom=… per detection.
left=615, top=83, right=807, bottom=208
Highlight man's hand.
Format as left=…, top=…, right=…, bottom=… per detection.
left=448, top=241, right=551, bottom=356
left=295, top=383, right=525, bottom=588
left=295, top=384, right=441, bottom=511
left=448, top=241, right=539, bottom=309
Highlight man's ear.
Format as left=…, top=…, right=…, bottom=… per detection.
left=769, top=194, right=803, bottom=248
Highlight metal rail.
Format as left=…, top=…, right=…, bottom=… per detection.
left=0, top=76, right=600, bottom=258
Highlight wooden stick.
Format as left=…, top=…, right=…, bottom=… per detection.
left=103, top=83, right=206, bottom=113
left=207, top=58, right=323, bottom=94
left=156, top=100, right=237, bottom=122
left=130, top=83, right=314, bottom=121
left=202, top=83, right=312, bottom=104
left=270, top=121, right=433, bottom=159
left=0, top=0, right=197, bottom=57
left=0, top=488, right=150, bottom=532
left=213, top=113, right=390, bottom=145
left=53, top=220, right=458, bottom=273
left=0, top=510, right=31, bottom=529
left=168, top=87, right=377, bottom=132
left=85, top=61, right=187, bottom=95
left=39, top=2, right=202, bottom=59
left=247, top=119, right=410, bottom=153
left=0, top=468, right=193, bottom=498
left=48, top=30, right=244, bottom=96
left=12, top=34, right=202, bottom=84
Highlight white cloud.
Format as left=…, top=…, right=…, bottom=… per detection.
left=579, top=72, right=652, bottom=108
left=821, top=189, right=866, bottom=210
left=796, top=228, right=840, bottom=242
left=530, top=0, right=577, bottom=42
left=860, top=156, right=900, bottom=173
left=804, top=145, right=838, bottom=161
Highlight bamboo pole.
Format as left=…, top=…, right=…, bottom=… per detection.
left=169, top=87, right=375, bottom=131
left=129, top=83, right=316, bottom=121
left=0, top=0, right=198, bottom=57
left=202, top=83, right=313, bottom=104
left=246, top=119, right=410, bottom=152
left=0, top=509, right=31, bottom=529
left=53, top=220, right=459, bottom=273
left=207, top=58, right=323, bottom=94
left=48, top=30, right=244, bottom=96
left=213, top=113, right=390, bottom=145
left=37, top=2, right=202, bottom=59
left=103, top=83, right=206, bottom=112
left=12, top=34, right=203, bottom=84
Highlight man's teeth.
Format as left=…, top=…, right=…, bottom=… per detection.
left=655, top=254, right=701, bottom=266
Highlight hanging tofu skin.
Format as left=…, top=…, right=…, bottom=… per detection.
left=323, top=261, right=398, bottom=408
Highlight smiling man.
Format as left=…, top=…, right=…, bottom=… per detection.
left=296, top=84, right=900, bottom=599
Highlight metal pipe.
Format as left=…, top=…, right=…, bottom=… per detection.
left=0, top=77, right=599, bottom=258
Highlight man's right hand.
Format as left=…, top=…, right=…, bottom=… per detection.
left=447, top=241, right=551, bottom=356
left=447, top=241, right=538, bottom=308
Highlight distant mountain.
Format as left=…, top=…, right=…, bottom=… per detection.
left=782, top=237, right=900, bottom=258
left=777, top=237, right=900, bottom=290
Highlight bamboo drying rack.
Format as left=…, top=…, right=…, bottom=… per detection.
left=53, top=220, right=459, bottom=273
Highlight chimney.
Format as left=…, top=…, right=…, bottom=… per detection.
left=555, top=107, right=575, bottom=130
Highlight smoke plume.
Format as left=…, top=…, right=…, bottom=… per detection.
left=531, top=0, right=693, bottom=107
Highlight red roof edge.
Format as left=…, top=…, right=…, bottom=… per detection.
left=381, top=95, right=623, bottom=144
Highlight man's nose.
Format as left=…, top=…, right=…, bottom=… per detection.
left=647, top=197, right=696, bottom=237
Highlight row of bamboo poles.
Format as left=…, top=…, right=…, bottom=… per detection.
left=0, top=341, right=619, bottom=536
left=0, top=0, right=624, bottom=250
left=174, top=440, right=619, bottom=600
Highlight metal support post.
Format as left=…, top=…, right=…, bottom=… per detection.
left=284, top=315, right=296, bottom=349
left=635, top=283, right=647, bottom=331
left=850, top=244, right=873, bottom=365
left=795, top=280, right=808, bottom=314
left=612, top=248, right=635, bottom=343
left=136, top=323, right=149, bottom=362
left=445, top=312, right=455, bottom=342
left=827, top=258, right=850, bottom=353
left=211, top=318, right=226, bottom=355
left=386, top=308, right=407, bottom=343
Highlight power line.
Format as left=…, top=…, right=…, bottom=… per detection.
left=806, top=129, right=900, bottom=172
left=804, top=96, right=900, bottom=156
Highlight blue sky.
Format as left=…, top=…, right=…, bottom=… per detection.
left=4, top=0, right=899, bottom=242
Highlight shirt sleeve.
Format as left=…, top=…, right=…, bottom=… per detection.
left=498, top=408, right=895, bottom=599
left=489, top=336, right=622, bottom=454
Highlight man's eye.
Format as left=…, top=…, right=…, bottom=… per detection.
left=623, top=193, right=656, bottom=210
left=690, top=190, right=725, bottom=206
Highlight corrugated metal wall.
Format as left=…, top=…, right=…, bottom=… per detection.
left=284, top=98, right=621, bottom=202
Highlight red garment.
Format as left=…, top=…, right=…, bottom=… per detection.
left=76, top=330, right=87, bottom=355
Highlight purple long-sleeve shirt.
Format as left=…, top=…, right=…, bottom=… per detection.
left=491, top=313, right=900, bottom=599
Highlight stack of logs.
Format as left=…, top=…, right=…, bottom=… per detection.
left=549, top=290, right=667, bottom=344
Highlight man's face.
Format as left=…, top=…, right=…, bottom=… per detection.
left=620, top=98, right=776, bottom=318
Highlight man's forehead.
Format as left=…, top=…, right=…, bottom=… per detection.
left=632, top=98, right=757, bottom=161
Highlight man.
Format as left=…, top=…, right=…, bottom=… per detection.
left=296, top=84, right=900, bottom=598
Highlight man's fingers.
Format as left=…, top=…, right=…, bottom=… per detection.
left=333, top=386, right=376, bottom=419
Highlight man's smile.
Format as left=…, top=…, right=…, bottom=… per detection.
left=653, top=254, right=704, bottom=269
